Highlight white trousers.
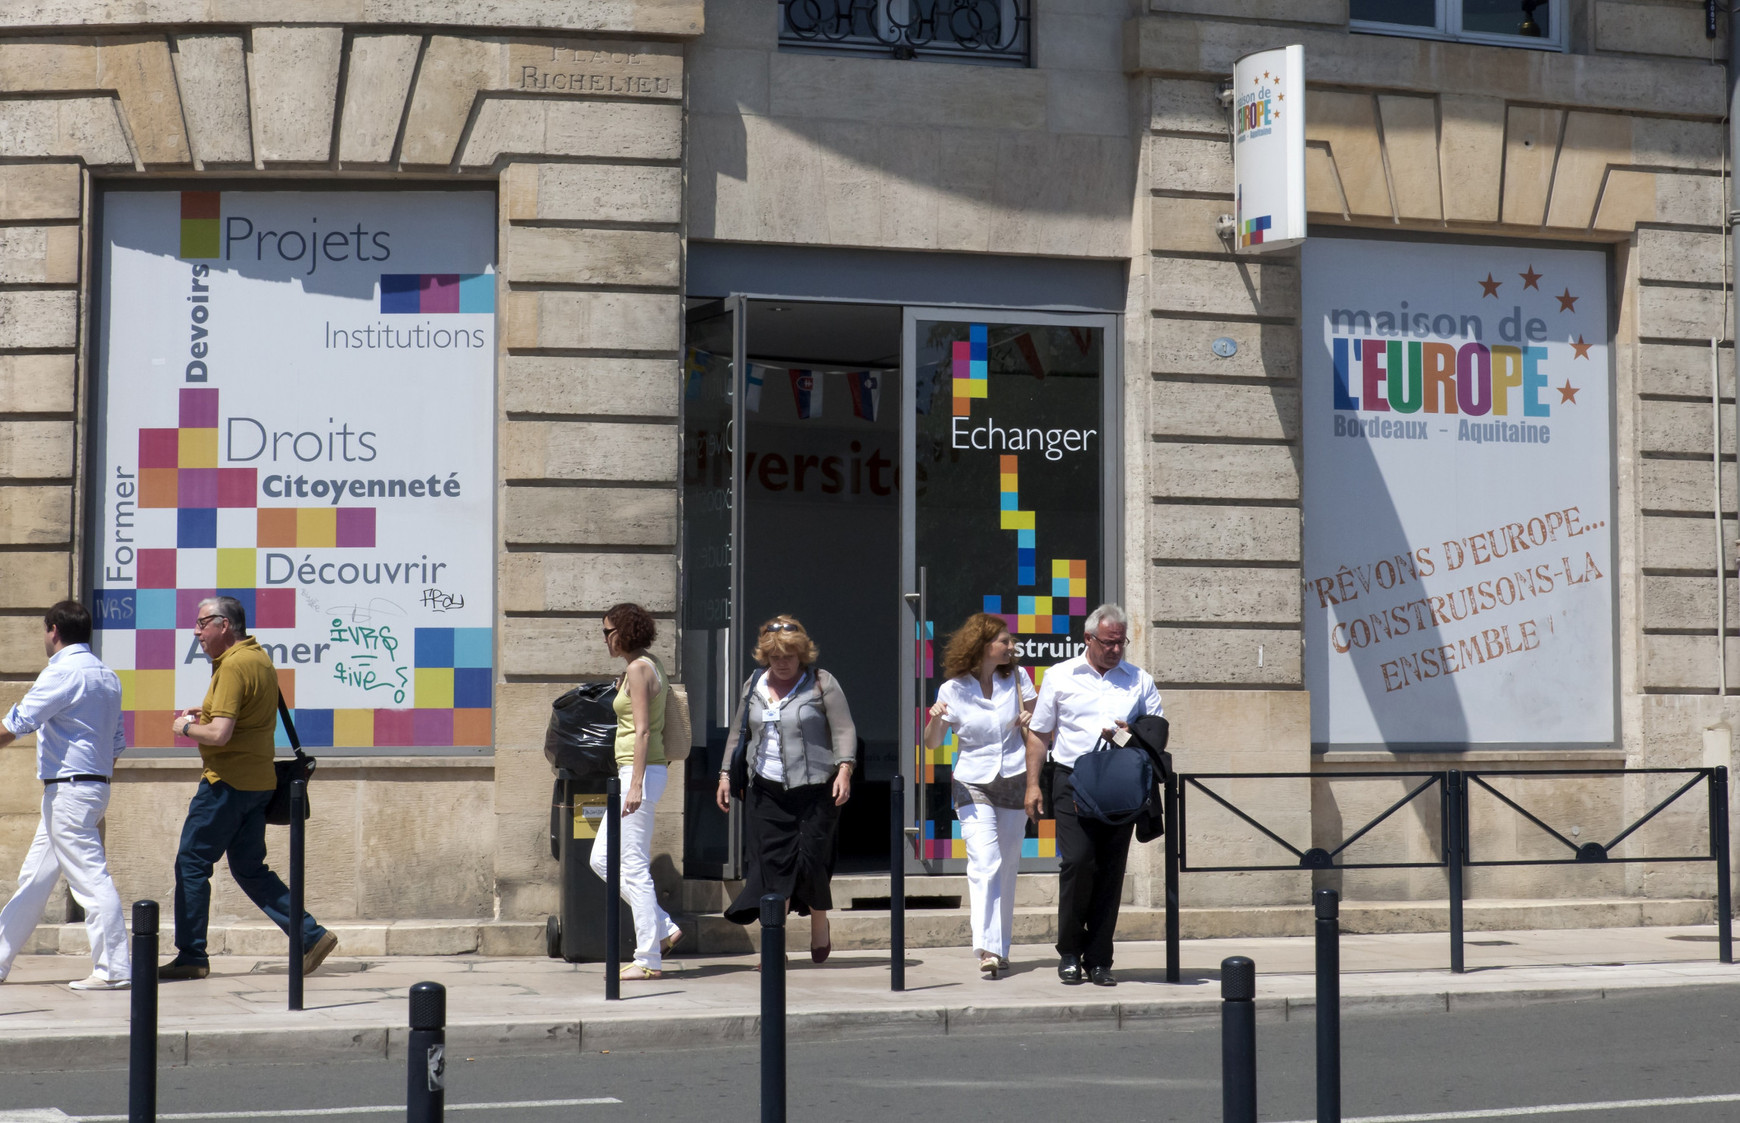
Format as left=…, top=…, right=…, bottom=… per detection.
left=0, top=781, right=130, bottom=982
left=588, top=765, right=676, bottom=970
left=959, top=801, right=1027, bottom=959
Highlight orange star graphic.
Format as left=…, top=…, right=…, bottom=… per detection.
left=1556, top=288, right=1578, bottom=312
left=1570, top=335, right=1591, bottom=359
left=1557, top=380, right=1579, bottom=404
left=1520, top=265, right=1542, bottom=289
left=1479, top=273, right=1502, bottom=298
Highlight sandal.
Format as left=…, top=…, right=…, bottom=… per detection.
left=979, top=954, right=1000, bottom=980
left=661, top=927, right=683, bottom=956
left=619, top=964, right=662, bottom=980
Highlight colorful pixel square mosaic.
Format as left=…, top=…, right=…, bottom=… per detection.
left=379, top=273, right=494, bottom=314
left=951, top=323, right=988, bottom=416
left=179, top=191, right=220, bottom=259
left=95, top=386, right=490, bottom=748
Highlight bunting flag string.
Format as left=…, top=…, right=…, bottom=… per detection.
left=789, top=368, right=823, bottom=419
left=683, top=347, right=712, bottom=400
left=848, top=370, right=881, bottom=421
left=746, top=363, right=771, bottom=412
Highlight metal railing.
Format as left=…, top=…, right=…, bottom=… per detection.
left=779, top=0, right=1031, bottom=66
left=1163, top=767, right=1734, bottom=981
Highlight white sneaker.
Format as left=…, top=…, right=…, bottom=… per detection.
left=69, top=973, right=130, bottom=991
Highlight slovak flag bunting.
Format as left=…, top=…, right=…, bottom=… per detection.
left=848, top=371, right=881, bottom=421
left=790, top=369, right=822, bottom=419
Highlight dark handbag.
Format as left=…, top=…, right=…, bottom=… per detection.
left=264, top=694, right=315, bottom=826
left=1069, top=733, right=1154, bottom=827
left=726, top=670, right=765, bottom=800
left=543, top=681, right=619, bottom=781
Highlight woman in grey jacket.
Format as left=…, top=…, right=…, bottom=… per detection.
left=716, top=616, right=856, bottom=961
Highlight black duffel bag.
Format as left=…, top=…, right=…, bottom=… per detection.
left=544, top=681, right=619, bottom=780
left=1070, top=735, right=1154, bottom=827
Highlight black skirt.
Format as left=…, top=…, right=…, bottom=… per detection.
left=724, top=775, right=840, bottom=925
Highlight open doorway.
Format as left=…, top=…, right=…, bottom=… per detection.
left=681, top=294, right=1118, bottom=879
left=740, top=300, right=901, bottom=871
left=681, top=299, right=903, bottom=874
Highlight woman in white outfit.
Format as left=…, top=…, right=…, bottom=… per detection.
left=924, top=613, right=1039, bottom=979
left=590, top=602, right=680, bottom=979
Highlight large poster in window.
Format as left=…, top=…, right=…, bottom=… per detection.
left=91, top=190, right=496, bottom=753
left=914, top=318, right=1105, bottom=860
left=1302, top=238, right=1614, bottom=748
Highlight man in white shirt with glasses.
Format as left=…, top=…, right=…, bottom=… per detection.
left=0, top=600, right=130, bottom=990
left=1025, top=603, right=1162, bottom=988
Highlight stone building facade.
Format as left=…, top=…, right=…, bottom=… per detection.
left=0, top=0, right=1732, bottom=951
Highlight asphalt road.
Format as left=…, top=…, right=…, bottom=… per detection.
left=1, top=985, right=1737, bottom=1122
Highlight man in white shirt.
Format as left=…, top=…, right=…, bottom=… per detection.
left=1025, top=604, right=1163, bottom=987
left=0, top=601, right=131, bottom=990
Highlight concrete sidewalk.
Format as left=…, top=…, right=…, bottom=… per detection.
left=0, top=924, right=1733, bottom=1071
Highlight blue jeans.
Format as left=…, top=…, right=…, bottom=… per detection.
left=172, top=779, right=325, bottom=963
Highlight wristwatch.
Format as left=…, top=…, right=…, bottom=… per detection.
left=180, top=720, right=194, bottom=738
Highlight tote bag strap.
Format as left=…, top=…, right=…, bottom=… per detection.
left=277, top=692, right=309, bottom=761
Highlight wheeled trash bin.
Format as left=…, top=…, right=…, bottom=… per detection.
left=546, top=768, right=635, bottom=962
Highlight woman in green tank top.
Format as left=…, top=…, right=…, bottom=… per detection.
left=588, top=602, right=679, bottom=979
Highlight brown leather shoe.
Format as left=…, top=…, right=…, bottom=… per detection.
left=158, top=958, right=209, bottom=981
left=302, top=931, right=339, bottom=975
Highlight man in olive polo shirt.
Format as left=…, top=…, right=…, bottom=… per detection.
left=161, top=596, right=337, bottom=979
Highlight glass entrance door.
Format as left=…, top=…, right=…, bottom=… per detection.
left=681, top=297, right=744, bottom=879
left=901, top=309, right=1119, bottom=874
left=737, top=300, right=903, bottom=871
left=680, top=300, right=1119, bottom=880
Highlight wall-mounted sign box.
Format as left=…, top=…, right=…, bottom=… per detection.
left=1232, top=44, right=1306, bottom=254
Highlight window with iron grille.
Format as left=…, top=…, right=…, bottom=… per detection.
left=779, top=0, right=1031, bottom=67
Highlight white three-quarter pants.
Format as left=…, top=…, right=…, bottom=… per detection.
left=588, top=764, right=676, bottom=970
left=958, top=801, right=1027, bottom=960
left=0, top=780, right=131, bottom=982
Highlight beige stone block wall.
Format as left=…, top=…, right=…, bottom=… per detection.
left=1135, top=9, right=1737, bottom=912
left=686, top=0, right=1137, bottom=258
left=0, top=155, right=82, bottom=918
left=1595, top=0, right=1728, bottom=59
left=98, top=761, right=495, bottom=928
left=1153, top=690, right=1313, bottom=909
left=0, top=16, right=694, bottom=930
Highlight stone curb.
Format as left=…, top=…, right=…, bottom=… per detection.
left=2, top=973, right=1737, bottom=1071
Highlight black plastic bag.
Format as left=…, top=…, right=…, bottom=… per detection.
left=544, top=682, right=619, bottom=780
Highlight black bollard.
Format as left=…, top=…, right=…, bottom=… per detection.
left=128, top=900, right=158, bottom=1123
left=1711, top=767, right=1732, bottom=965
left=1446, top=769, right=1465, bottom=974
left=1315, top=889, right=1341, bottom=1123
left=288, top=778, right=306, bottom=1012
left=759, top=894, right=786, bottom=1123
left=1220, top=956, right=1257, bottom=1123
left=605, top=775, right=621, bottom=1001
left=407, top=981, right=446, bottom=1123
left=890, top=771, right=905, bottom=992
left=1164, top=773, right=1181, bottom=983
